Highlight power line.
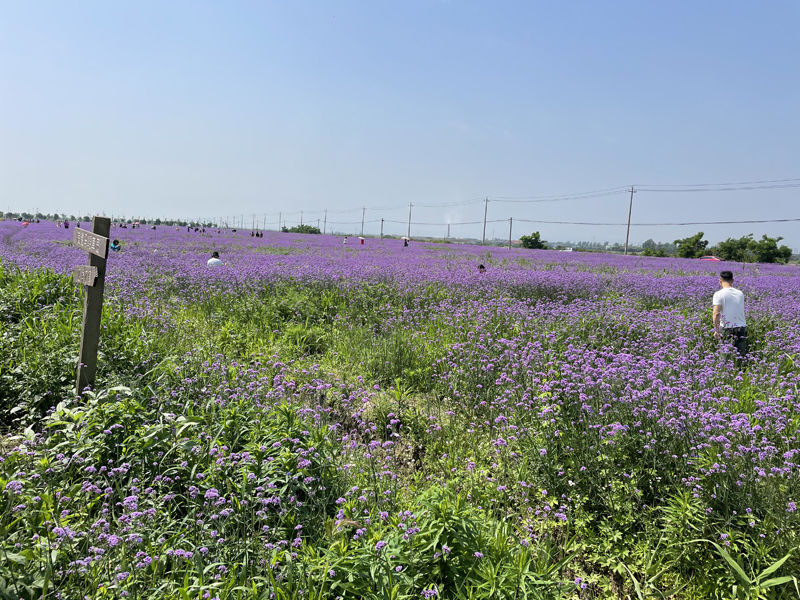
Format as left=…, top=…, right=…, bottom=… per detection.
left=489, top=186, right=630, bottom=202
left=331, top=218, right=506, bottom=228
left=325, top=207, right=363, bottom=214
left=326, top=219, right=382, bottom=226
left=637, top=182, right=800, bottom=193
left=204, top=175, right=800, bottom=228
left=415, top=197, right=484, bottom=208
left=515, top=217, right=800, bottom=226
left=244, top=177, right=800, bottom=221
left=634, top=176, right=800, bottom=188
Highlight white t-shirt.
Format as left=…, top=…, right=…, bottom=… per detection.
left=207, top=257, right=223, bottom=267
left=712, top=286, right=746, bottom=328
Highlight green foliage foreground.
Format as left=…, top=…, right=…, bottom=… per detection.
left=2, top=262, right=800, bottom=599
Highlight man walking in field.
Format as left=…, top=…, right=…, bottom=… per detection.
left=712, top=270, right=747, bottom=357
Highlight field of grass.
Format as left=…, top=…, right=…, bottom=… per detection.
left=2, top=221, right=800, bottom=599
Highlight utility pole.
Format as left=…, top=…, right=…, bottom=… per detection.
left=361, top=207, right=365, bottom=236
left=300, top=210, right=303, bottom=226
left=323, top=209, right=327, bottom=235
left=407, top=203, right=413, bottom=239
left=624, top=186, right=635, bottom=256
left=278, top=212, right=281, bottom=231
left=380, top=218, right=384, bottom=239
left=508, top=217, right=513, bottom=249
left=447, top=223, right=450, bottom=239
left=482, top=197, right=488, bottom=245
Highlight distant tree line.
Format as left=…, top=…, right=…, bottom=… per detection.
left=1, top=212, right=216, bottom=228
left=1, top=211, right=67, bottom=222
left=668, top=231, right=793, bottom=263
left=281, top=224, right=321, bottom=234
left=520, top=230, right=794, bottom=263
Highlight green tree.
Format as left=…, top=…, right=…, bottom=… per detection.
left=520, top=231, right=547, bottom=249
left=674, top=231, right=708, bottom=258
left=713, top=235, right=755, bottom=262
left=282, top=224, right=321, bottom=234
left=752, top=234, right=792, bottom=263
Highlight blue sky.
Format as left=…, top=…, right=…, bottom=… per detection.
left=2, top=1, right=799, bottom=248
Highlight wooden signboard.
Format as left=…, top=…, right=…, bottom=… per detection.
left=72, top=265, right=98, bottom=287
left=74, top=217, right=111, bottom=394
left=73, top=228, right=109, bottom=258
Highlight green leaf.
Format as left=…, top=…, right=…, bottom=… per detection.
left=757, top=550, right=792, bottom=580
left=3, top=552, right=26, bottom=565
left=709, top=542, right=750, bottom=586
left=622, top=563, right=644, bottom=600
left=758, top=576, right=794, bottom=589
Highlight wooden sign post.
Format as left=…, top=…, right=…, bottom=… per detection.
left=73, top=216, right=110, bottom=394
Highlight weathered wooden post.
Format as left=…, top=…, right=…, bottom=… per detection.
left=73, top=216, right=110, bottom=394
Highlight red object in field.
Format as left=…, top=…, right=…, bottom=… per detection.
left=21, top=221, right=30, bottom=227
left=359, top=237, right=365, bottom=245
left=699, top=256, right=721, bottom=261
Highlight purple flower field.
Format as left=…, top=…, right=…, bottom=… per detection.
left=1, top=219, right=800, bottom=598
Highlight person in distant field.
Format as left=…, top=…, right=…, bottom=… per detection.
left=478, top=264, right=486, bottom=273
left=207, top=251, right=223, bottom=267
left=109, top=239, right=121, bottom=252
left=343, top=236, right=348, bottom=245
left=713, top=270, right=747, bottom=357
left=403, top=239, right=409, bottom=247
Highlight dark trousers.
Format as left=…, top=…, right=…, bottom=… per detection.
left=722, top=326, right=748, bottom=357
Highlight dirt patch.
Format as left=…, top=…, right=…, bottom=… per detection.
left=0, top=434, right=20, bottom=457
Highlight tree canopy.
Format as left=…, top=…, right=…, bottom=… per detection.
left=282, top=224, right=321, bottom=234
left=674, top=232, right=709, bottom=258
left=711, top=234, right=792, bottom=264
left=520, top=231, right=548, bottom=249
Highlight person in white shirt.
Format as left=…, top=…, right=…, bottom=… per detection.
left=712, top=270, right=747, bottom=356
left=207, top=251, right=223, bottom=267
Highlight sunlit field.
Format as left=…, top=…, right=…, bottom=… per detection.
left=2, top=221, right=799, bottom=599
